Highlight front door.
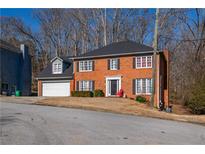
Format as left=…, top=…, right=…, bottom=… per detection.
left=110, top=80, right=118, bottom=95
left=106, top=76, right=121, bottom=97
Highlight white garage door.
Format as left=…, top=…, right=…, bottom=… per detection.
left=42, top=81, right=70, bottom=96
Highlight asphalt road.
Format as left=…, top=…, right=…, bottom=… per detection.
left=0, top=101, right=205, bottom=144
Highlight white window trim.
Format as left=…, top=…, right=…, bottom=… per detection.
left=135, top=56, right=152, bottom=69
left=135, top=78, right=152, bottom=95
left=105, top=76, right=121, bottom=97
left=79, top=80, right=93, bottom=91
left=146, top=79, right=152, bottom=94
left=79, top=60, right=93, bottom=72
left=52, top=62, right=63, bottom=74
left=110, top=58, right=118, bottom=70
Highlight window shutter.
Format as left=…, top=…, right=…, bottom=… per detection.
left=76, top=81, right=79, bottom=91
left=118, top=59, right=120, bottom=70
left=107, top=59, right=110, bottom=70
left=92, top=61, right=95, bottom=71
left=92, top=81, right=95, bottom=91
left=76, top=61, right=79, bottom=72
left=133, top=57, right=136, bottom=68
left=132, top=79, right=136, bottom=95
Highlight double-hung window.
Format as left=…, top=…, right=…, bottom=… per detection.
left=135, top=56, right=152, bottom=68
left=110, top=58, right=118, bottom=70
left=136, top=78, right=152, bottom=94
left=79, top=61, right=93, bottom=72
left=79, top=80, right=93, bottom=91
left=53, top=62, right=62, bottom=74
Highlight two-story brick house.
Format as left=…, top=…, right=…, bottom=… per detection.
left=37, top=41, right=169, bottom=107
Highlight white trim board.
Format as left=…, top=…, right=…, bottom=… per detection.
left=105, top=76, right=121, bottom=97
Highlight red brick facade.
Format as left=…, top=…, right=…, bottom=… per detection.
left=74, top=56, right=152, bottom=97
left=153, top=51, right=169, bottom=107
left=38, top=80, right=42, bottom=96
left=73, top=51, right=169, bottom=107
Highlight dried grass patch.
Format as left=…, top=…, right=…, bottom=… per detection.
left=35, top=97, right=205, bottom=125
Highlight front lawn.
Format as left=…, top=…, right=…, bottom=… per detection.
left=35, top=97, right=205, bottom=125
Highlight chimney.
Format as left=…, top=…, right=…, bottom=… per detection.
left=19, top=44, right=31, bottom=96
left=20, top=44, right=29, bottom=60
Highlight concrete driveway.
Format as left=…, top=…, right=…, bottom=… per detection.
left=0, top=101, right=205, bottom=144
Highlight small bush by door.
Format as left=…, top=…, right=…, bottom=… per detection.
left=93, top=89, right=104, bottom=97
left=71, top=89, right=105, bottom=97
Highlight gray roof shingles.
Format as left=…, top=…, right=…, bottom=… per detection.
left=75, top=40, right=153, bottom=58
left=37, top=41, right=153, bottom=79
left=37, top=61, right=73, bottom=79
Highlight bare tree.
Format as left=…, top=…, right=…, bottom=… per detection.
left=2, top=8, right=204, bottom=105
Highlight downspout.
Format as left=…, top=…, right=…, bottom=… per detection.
left=73, top=59, right=75, bottom=92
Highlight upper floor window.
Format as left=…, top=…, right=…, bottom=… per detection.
left=53, top=62, right=62, bottom=74
left=136, top=56, right=152, bottom=68
left=110, top=58, right=118, bottom=70
left=108, top=58, right=120, bottom=70
left=79, top=60, right=93, bottom=72
left=136, top=78, right=152, bottom=94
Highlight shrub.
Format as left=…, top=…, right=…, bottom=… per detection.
left=71, top=91, right=93, bottom=97
left=186, top=81, right=205, bottom=114
left=93, top=89, right=104, bottom=97
left=187, top=101, right=205, bottom=114
left=135, top=95, right=147, bottom=103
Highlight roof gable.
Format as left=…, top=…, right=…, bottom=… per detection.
left=50, top=56, right=63, bottom=62
left=36, top=62, right=73, bottom=79
left=37, top=56, right=73, bottom=79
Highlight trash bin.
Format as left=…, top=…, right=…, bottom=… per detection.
left=15, top=90, right=21, bottom=97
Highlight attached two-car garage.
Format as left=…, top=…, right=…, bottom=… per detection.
left=42, top=80, right=70, bottom=96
